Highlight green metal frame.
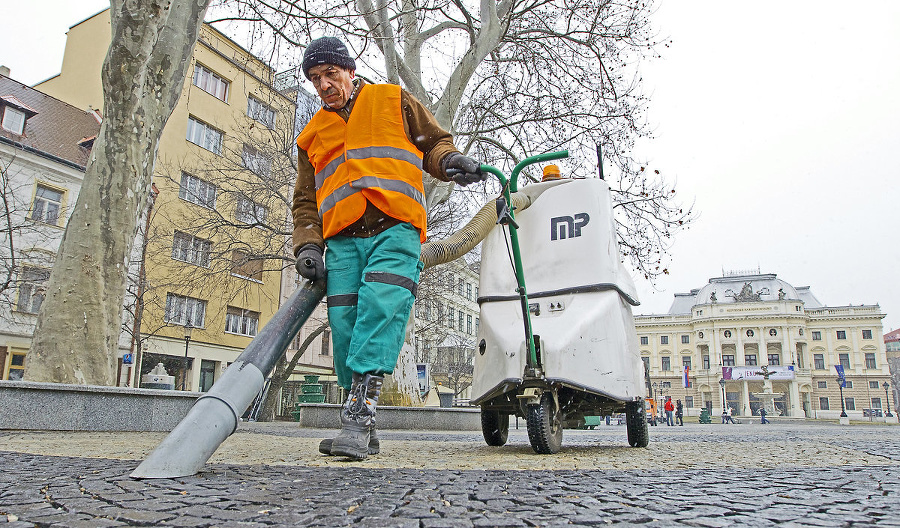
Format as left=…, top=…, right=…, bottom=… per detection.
left=479, top=150, right=568, bottom=370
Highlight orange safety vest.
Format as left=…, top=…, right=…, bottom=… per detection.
left=296, top=83, right=427, bottom=242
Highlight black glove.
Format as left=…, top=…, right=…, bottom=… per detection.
left=295, top=244, right=325, bottom=282
left=443, top=152, right=486, bottom=186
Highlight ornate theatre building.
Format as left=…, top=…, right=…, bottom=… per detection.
left=635, top=271, right=891, bottom=420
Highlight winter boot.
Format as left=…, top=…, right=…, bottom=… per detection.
left=330, top=372, right=383, bottom=460
left=318, top=416, right=380, bottom=455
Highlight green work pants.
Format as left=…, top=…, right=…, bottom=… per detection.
left=325, top=222, right=423, bottom=390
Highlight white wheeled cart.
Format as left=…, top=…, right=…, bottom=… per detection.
left=470, top=153, right=649, bottom=453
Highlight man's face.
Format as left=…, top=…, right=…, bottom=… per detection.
left=308, top=64, right=355, bottom=109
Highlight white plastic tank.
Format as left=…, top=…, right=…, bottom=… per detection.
left=471, top=178, right=644, bottom=404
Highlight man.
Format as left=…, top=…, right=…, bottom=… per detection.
left=292, top=37, right=485, bottom=460
left=759, top=406, right=770, bottom=425
left=664, top=397, right=674, bottom=426
left=724, top=405, right=736, bottom=424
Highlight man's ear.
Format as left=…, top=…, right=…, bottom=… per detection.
left=349, top=69, right=356, bottom=79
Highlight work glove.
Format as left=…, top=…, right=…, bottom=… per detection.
left=295, top=244, right=325, bottom=282
left=443, top=152, right=487, bottom=186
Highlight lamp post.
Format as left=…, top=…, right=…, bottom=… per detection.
left=883, top=381, right=893, bottom=418
left=837, top=376, right=847, bottom=418
left=718, top=377, right=727, bottom=415
left=182, top=320, right=193, bottom=391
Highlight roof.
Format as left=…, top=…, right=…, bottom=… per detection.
left=667, top=272, right=824, bottom=315
left=0, top=74, right=101, bottom=168
left=885, top=328, right=900, bottom=343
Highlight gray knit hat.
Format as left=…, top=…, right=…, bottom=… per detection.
left=301, top=37, right=356, bottom=79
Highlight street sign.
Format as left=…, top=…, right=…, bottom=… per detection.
left=122, top=353, right=134, bottom=365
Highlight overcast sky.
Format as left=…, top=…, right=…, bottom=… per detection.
left=2, top=1, right=898, bottom=332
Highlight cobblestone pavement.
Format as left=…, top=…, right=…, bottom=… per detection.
left=1, top=421, right=899, bottom=527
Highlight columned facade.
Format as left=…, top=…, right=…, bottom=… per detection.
left=636, top=272, right=889, bottom=420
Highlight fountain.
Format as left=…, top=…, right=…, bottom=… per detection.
left=751, top=366, right=783, bottom=415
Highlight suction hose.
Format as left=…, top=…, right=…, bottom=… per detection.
left=420, top=179, right=569, bottom=269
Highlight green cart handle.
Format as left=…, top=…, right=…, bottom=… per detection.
left=477, top=150, right=569, bottom=371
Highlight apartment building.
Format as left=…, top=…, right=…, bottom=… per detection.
left=36, top=10, right=297, bottom=390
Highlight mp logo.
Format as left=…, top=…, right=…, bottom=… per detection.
left=550, top=213, right=590, bottom=241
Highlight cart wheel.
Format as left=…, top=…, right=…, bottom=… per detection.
left=625, top=400, right=649, bottom=448
left=480, top=408, right=509, bottom=446
left=526, top=392, right=562, bottom=454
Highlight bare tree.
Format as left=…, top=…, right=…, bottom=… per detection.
left=25, top=0, right=212, bottom=385
left=209, top=0, right=694, bottom=278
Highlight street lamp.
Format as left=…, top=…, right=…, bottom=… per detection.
left=883, top=381, right=893, bottom=418
left=837, top=376, right=848, bottom=418
left=182, top=320, right=193, bottom=391
left=718, top=377, right=727, bottom=415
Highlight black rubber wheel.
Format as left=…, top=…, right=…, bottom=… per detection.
left=526, top=392, right=563, bottom=454
left=625, top=400, right=650, bottom=447
left=480, top=408, right=509, bottom=447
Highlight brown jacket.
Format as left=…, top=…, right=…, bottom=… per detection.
left=292, top=79, right=458, bottom=255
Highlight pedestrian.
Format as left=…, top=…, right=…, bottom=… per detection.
left=293, top=36, right=486, bottom=460
left=675, top=399, right=684, bottom=426
left=759, top=406, right=770, bottom=425
left=725, top=405, right=736, bottom=424
left=664, top=397, right=675, bottom=426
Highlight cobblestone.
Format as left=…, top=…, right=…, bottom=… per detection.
left=0, top=422, right=898, bottom=526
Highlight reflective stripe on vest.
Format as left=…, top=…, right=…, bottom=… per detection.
left=296, top=83, right=427, bottom=241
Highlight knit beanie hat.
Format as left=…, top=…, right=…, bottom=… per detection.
left=302, top=37, right=356, bottom=79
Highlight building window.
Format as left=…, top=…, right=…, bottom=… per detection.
left=839, top=353, right=850, bottom=369
left=799, top=328, right=804, bottom=336
left=817, top=381, right=827, bottom=389
left=458, top=310, right=464, bottom=331
left=865, top=353, right=876, bottom=369
left=844, top=380, right=854, bottom=389
left=179, top=172, right=217, bottom=208
left=682, top=356, right=692, bottom=369
left=29, top=184, right=64, bottom=225
left=187, top=116, right=223, bottom=154
left=681, top=335, right=690, bottom=344
left=836, top=330, right=847, bottom=340
left=812, top=331, right=821, bottom=341
left=703, top=355, right=710, bottom=369
left=869, top=381, right=880, bottom=390
left=745, top=354, right=757, bottom=366
left=640, top=336, right=648, bottom=345
left=767, top=354, right=780, bottom=366
left=467, top=314, right=473, bottom=334
left=447, top=307, right=455, bottom=329
left=16, top=266, right=50, bottom=314
left=457, top=278, right=464, bottom=297
left=698, top=331, right=704, bottom=339
left=1, top=107, right=26, bottom=134
left=231, top=250, right=263, bottom=281
left=872, top=397, right=882, bottom=410
left=466, top=283, right=472, bottom=300
left=746, top=329, right=755, bottom=338
left=814, top=354, right=825, bottom=370
left=641, top=356, right=650, bottom=373
left=247, top=96, right=275, bottom=128
left=660, top=335, right=669, bottom=345
left=845, top=397, right=855, bottom=411
left=225, top=306, right=259, bottom=337
left=769, top=329, right=777, bottom=337
left=661, top=357, right=671, bottom=371
left=475, top=317, right=479, bottom=331
left=819, top=397, right=829, bottom=410
left=165, top=293, right=206, bottom=327
left=236, top=195, right=268, bottom=225
left=192, top=63, right=229, bottom=101
left=685, top=396, right=694, bottom=408
left=321, top=329, right=330, bottom=356
left=862, top=329, right=873, bottom=340
left=241, top=144, right=271, bottom=176
left=722, top=355, right=735, bottom=367
left=661, top=381, right=672, bottom=389
left=172, top=231, right=212, bottom=267
left=724, top=330, right=732, bottom=338
left=6, top=352, right=26, bottom=381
